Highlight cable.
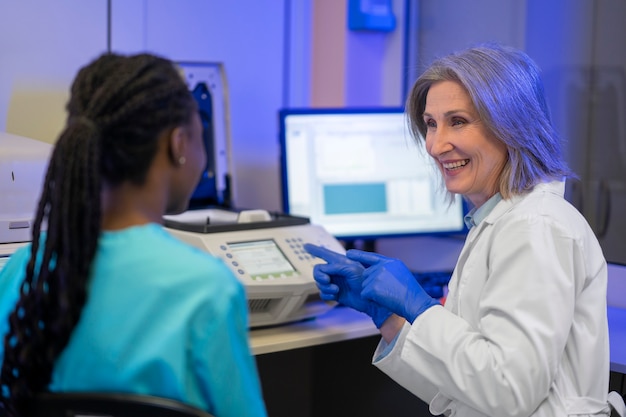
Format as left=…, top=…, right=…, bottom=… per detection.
left=106, top=0, right=112, bottom=52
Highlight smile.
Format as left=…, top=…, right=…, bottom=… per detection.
left=442, top=159, right=470, bottom=170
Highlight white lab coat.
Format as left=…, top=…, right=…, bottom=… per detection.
left=373, top=181, right=614, bottom=417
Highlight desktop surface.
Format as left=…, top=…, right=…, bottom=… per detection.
left=249, top=306, right=376, bottom=355
left=251, top=302, right=626, bottom=374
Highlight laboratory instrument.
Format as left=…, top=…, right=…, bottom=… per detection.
left=164, top=208, right=344, bottom=328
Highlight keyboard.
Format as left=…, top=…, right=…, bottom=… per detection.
left=412, top=270, right=453, bottom=299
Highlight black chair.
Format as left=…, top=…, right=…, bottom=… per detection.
left=25, top=392, right=215, bottom=417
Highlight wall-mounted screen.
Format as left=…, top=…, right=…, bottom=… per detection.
left=279, top=107, right=467, bottom=241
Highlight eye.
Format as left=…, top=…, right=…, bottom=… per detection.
left=451, top=117, right=467, bottom=127
left=424, top=118, right=436, bottom=129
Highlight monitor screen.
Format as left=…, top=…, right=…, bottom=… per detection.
left=279, top=107, right=467, bottom=240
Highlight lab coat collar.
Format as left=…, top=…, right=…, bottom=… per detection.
left=482, top=180, right=565, bottom=227
left=462, top=180, right=565, bottom=246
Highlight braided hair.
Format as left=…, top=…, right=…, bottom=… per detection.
left=0, top=53, right=197, bottom=416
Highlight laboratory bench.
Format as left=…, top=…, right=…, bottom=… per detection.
left=251, top=306, right=431, bottom=417
left=250, top=302, right=626, bottom=417
left=248, top=243, right=626, bottom=417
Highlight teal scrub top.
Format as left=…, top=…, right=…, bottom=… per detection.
left=0, top=223, right=267, bottom=417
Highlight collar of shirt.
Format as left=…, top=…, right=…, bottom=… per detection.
left=463, top=193, right=503, bottom=229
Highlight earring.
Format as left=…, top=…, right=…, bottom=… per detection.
left=178, top=156, right=186, bottom=165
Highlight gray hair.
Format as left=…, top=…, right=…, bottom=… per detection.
left=406, top=43, right=572, bottom=199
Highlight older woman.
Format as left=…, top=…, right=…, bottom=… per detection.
left=305, top=44, right=623, bottom=417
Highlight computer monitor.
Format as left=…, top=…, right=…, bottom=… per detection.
left=279, top=107, right=467, bottom=241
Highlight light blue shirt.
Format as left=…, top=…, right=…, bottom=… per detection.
left=0, top=224, right=267, bottom=417
left=464, top=193, right=502, bottom=230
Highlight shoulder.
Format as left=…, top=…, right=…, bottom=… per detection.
left=98, top=224, right=242, bottom=294
left=497, top=181, right=592, bottom=238
left=488, top=182, right=605, bottom=269
left=104, top=223, right=224, bottom=266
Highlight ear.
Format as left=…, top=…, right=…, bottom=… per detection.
left=167, top=126, right=188, bottom=166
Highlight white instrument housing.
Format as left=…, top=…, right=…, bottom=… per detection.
left=164, top=209, right=345, bottom=328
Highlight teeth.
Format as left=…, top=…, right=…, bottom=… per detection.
left=443, top=159, right=469, bottom=170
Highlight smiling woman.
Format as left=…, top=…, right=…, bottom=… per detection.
left=304, top=43, right=624, bottom=417
left=407, top=44, right=572, bottom=203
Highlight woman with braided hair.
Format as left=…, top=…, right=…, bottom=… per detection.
left=0, top=53, right=267, bottom=417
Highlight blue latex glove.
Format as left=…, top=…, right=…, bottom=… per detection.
left=347, top=249, right=440, bottom=323
left=304, top=243, right=392, bottom=328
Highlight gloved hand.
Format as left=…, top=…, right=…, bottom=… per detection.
left=304, top=244, right=392, bottom=328
left=347, top=249, right=440, bottom=323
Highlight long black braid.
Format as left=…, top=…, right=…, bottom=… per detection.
left=0, top=53, right=196, bottom=417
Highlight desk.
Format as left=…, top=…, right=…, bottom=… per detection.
left=249, top=306, right=377, bottom=355
left=251, top=306, right=626, bottom=417
left=250, top=308, right=429, bottom=417
left=251, top=305, right=626, bottom=370
left=608, top=306, right=626, bottom=374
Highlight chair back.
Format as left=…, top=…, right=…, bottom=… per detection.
left=25, top=392, right=215, bottom=417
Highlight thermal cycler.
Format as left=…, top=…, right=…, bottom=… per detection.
left=163, top=209, right=344, bottom=328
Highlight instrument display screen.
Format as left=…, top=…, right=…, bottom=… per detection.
left=227, top=239, right=298, bottom=280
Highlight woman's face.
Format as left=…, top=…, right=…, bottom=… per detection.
left=423, top=80, right=507, bottom=208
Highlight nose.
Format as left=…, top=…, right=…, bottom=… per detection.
left=426, top=127, right=453, bottom=158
